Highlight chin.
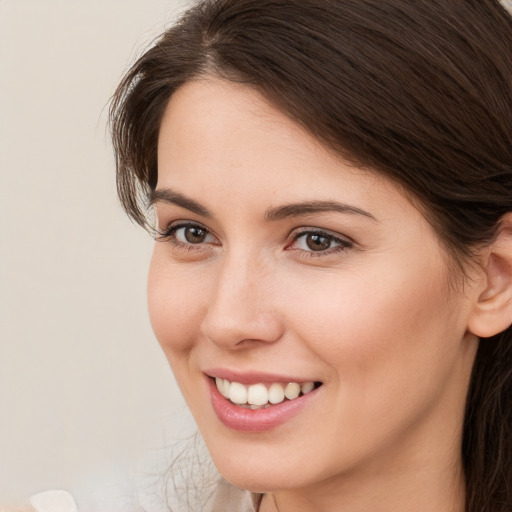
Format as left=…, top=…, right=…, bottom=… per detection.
left=218, top=466, right=290, bottom=493
left=207, top=445, right=321, bottom=493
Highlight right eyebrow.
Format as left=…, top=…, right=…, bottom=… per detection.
left=148, top=188, right=212, bottom=217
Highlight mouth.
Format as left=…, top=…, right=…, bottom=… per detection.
left=213, top=376, right=322, bottom=409
left=205, top=373, right=323, bottom=432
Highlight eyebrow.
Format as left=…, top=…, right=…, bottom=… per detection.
left=264, top=200, right=377, bottom=222
left=148, top=188, right=212, bottom=217
left=149, top=188, right=376, bottom=222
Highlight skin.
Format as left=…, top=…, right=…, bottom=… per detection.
left=148, top=78, right=481, bottom=512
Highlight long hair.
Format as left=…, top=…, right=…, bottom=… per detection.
left=110, top=1, right=512, bottom=510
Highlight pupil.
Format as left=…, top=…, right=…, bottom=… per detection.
left=185, top=226, right=206, bottom=243
left=306, top=234, right=331, bottom=251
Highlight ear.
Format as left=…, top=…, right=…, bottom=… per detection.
left=468, top=213, right=512, bottom=338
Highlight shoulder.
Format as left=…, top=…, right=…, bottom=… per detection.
left=1, top=491, right=77, bottom=512
left=29, top=491, right=77, bottom=512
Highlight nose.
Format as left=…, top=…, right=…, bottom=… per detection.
left=200, top=251, right=284, bottom=350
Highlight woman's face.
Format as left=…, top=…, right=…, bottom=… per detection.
left=149, top=78, right=479, bottom=493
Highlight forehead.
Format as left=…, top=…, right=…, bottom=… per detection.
left=157, top=78, right=383, bottom=201
left=158, top=78, right=322, bottom=176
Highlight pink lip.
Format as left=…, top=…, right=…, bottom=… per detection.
left=205, top=367, right=318, bottom=385
left=207, top=376, right=321, bottom=433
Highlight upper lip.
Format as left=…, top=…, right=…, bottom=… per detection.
left=204, top=368, right=321, bottom=385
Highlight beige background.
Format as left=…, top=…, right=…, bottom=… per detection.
left=2, top=0, right=512, bottom=509
left=0, top=0, right=194, bottom=508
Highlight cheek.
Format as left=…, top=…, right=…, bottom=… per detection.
left=147, top=250, right=207, bottom=357
left=277, top=258, right=468, bottom=462
left=285, top=256, right=461, bottom=395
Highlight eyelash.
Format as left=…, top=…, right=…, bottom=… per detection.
left=156, top=222, right=217, bottom=251
left=288, top=228, right=353, bottom=259
left=156, top=222, right=353, bottom=257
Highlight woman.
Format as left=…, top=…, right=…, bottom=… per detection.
left=108, top=0, right=512, bottom=511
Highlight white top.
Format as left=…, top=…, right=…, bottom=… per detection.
left=28, top=491, right=78, bottom=512
left=26, top=483, right=261, bottom=512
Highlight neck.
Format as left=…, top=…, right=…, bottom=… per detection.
left=261, top=467, right=465, bottom=512
left=261, top=470, right=465, bottom=512
left=259, top=429, right=466, bottom=512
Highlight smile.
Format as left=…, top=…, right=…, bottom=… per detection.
left=207, top=374, right=323, bottom=432
left=215, top=377, right=317, bottom=408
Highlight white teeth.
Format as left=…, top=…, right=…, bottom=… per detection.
left=229, top=381, right=248, bottom=404
left=215, top=378, right=231, bottom=398
left=247, top=383, right=269, bottom=406
left=301, top=381, right=315, bottom=394
left=220, top=378, right=230, bottom=398
left=268, top=383, right=285, bottom=404
left=284, top=382, right=301, bottom=400
left=215, top=377, right=316, bottom=406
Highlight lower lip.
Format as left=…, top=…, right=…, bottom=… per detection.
left=208, top=378, right=320, bottom=433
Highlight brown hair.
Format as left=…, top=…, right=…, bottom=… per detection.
left=110, top=1, right=512, bottom=510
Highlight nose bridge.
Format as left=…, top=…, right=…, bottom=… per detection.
left=201, top=247, right=282, bottom=348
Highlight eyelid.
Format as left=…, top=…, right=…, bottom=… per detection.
left=156, top=220, right=219, bottom=245
left=289, top=226, right=353, bottom=244
left=286, top=227, right=354, bottom=255
left=156, top=219, right=202, bottom=237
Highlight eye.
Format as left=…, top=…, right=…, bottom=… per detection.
left=289, top=229, right=352, bottom=255
left=174, top=225, right=213, bottom=244
left=296, top=233, right=336, bottom=251
left=157, top=222, right=217, bottom=246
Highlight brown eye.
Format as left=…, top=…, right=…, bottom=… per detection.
left=161, top=223, right=216, bottom=245
left=305, top=234, right=332, bottom=251
left=183, top=226, right=208, bottom=243
left=290, top=229, right=352, bottom=255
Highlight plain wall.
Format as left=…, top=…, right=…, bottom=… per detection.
left=2, top=0, right=512, bottom=509
left=0, top=1, right=194, bottom=508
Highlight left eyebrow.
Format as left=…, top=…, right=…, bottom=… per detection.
left=264, top=200, right=377, bottom=222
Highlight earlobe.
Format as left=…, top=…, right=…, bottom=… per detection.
left=468, top=213, right=512, bottom=338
